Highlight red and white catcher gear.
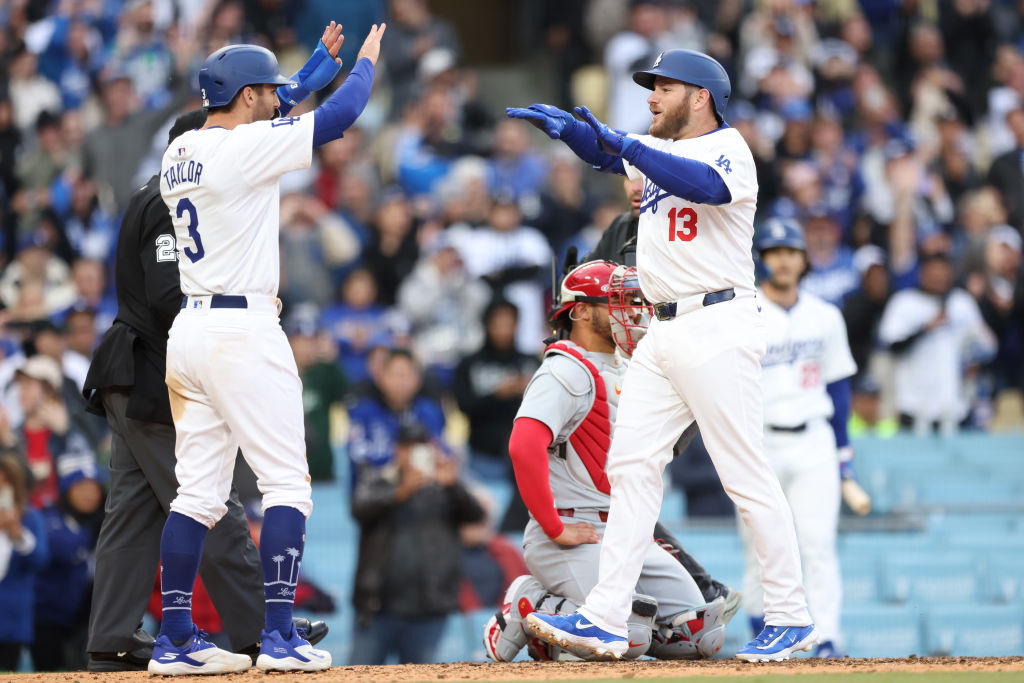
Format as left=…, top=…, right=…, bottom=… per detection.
left=647, top=595, right=728, bottom=660
left=608, top=265, right=652, bottom=357
left=551, top=260, right=618, bottom=321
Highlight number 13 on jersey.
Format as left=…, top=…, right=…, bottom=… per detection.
left=667, top=207, right=697, bottom=242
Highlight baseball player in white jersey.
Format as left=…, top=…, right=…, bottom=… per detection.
left=744, top=218, right=857, bottom=658
left=508, top=49, right=816, bottom=661
left=149, top=24, right=386, bottom=675
left=484, top=261, right=730, bottom=662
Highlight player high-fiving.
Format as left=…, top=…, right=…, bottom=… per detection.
left=149, top=22, right=385, bottom=676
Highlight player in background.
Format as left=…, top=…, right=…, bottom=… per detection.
left=484, top=261, right=729, bottom=663
left=744, top=219, right=858, bottom=659
left=508, top=49, right=815, bottom=662
left=149, top=22, right=386, bottom=675
left=83, top=23, right=346, bottom=670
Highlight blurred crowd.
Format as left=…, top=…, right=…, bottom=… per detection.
left=0, top=0, right=1023, bottom=668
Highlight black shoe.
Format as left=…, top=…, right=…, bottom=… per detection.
left=87, top=629, right=155, bottom=672
left=236, top=618, right=329, bottom=664
left=293, top=617, right=328, bottom=646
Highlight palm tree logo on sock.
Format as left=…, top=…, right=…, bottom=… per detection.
left=266, top=548, right=302, bottom=599
left=286, top=547, right=301, bottom=582
left=272, top=554, right=285, bottom=581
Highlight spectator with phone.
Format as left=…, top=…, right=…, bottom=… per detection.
left=0, top=453, right=49, bottom=670
left=346, top=350, right=485, bottom=664
left=349, top=424, right=485, bottom=665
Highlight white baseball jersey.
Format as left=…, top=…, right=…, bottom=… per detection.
left=160, top=113, right=315, bottom=296
left=622, top=126, right=758, bottom=304
left=877, top=287, right=996, bottom=422
left=760, top=291, right=857, bottom=428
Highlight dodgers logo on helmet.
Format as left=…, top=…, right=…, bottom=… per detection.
left=197, top=44, right=295, bottom=109
left=632, top=49, right=731, bottom=121
left=756, top=218, right=806, bottom=253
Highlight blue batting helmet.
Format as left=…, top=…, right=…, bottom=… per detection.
left=198, top=45, right=293, bottom=109
left=633, top=49, right=731, bottom=121
left=757, top=218, right=806, bottom=253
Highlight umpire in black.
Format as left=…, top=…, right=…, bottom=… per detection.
left=83, top=111, right=324, bottom=671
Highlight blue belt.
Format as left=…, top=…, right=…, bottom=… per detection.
left=180, top=295, right=248, bottom=309
left=653, top=288, right=735, bottom=321
left=769, top=423, right=807, bottom=433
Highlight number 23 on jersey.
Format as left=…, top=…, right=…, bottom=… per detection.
left=667, top=207, right=697, bottom=242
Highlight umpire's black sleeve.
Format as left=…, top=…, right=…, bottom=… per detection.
left=138, top=186, right=184, bottom=332
left=584, top=211, right=635, bottom=264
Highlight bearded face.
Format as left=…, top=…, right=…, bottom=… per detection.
left=648, top=80, right=698, bottom=139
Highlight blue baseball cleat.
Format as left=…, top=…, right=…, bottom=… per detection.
left=736, top=624, right=817, bottom=662
left=255, top=624, right=331, bottom=672
left=147, top=626, right=252, bottom=675
left=526, top=611, right=628, bottom=659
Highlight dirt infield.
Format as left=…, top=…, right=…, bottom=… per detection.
left=1, top=657, right=1023, bottom=682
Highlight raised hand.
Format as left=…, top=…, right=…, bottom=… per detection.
left=320, top=21, right=344, bottom=65
left=505, top=103, right=574, bottom=139
left=356, top=23, right=387, bottom=67
left=575, top=105, right=627, bottom=155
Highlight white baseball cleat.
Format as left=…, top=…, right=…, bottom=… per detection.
left=147, top=626, right=252, bottom=675
left=255, top=624, right=331, bottom=672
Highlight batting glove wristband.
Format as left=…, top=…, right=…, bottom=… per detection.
left=278, top=40, right=342, bottom=108
left=574, top=105, right=631, bottom=156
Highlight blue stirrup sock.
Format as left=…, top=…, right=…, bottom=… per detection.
left=260, top=505, right=307, bottom=636
left=159, top=512, right=209, bottom=642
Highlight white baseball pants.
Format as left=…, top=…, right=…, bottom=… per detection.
left=579, top=295, right=811, bottom=636
left=740, top=419, right=841, bottom=644
left=166, top=296, right=313, bottom=528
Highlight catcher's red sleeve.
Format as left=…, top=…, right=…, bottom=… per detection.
left=508, top=417, right=564, bottom=539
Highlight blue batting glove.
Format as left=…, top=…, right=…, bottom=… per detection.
left=839, top=460, right=856, bottom=481
left=278, top=40, right=342, bottom=108
left=506, top=103, right=573, bottom=139
left=574, top=105, right=628, bottom=156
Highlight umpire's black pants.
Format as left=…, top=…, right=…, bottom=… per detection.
left=86, top=389, right=264, bottom=653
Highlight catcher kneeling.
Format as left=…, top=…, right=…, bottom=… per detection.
left=484, top=261, right=740, bottom=661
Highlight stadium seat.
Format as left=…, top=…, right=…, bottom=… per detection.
left=981, top=555, right=1024, bottom=604
left=926, top=512, right=1022, bottom=535
left=841, top=556, right=881, bottom=604
left=925, top=604, right=1024, bottom=656
left=914, top=479, right=1019, bottom=508
left=840, top=533, right=936, bottom=556
left=882, top=556, right=978, bottom=604
left=841, top=605, right=923, bottom=657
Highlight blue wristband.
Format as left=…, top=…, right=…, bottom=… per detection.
left=278, top=41, right=342, bottom=112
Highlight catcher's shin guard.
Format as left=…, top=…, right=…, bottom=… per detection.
left=483, top=575, right=550, bottom=662
left=647, top=595, right=727, bottom=660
